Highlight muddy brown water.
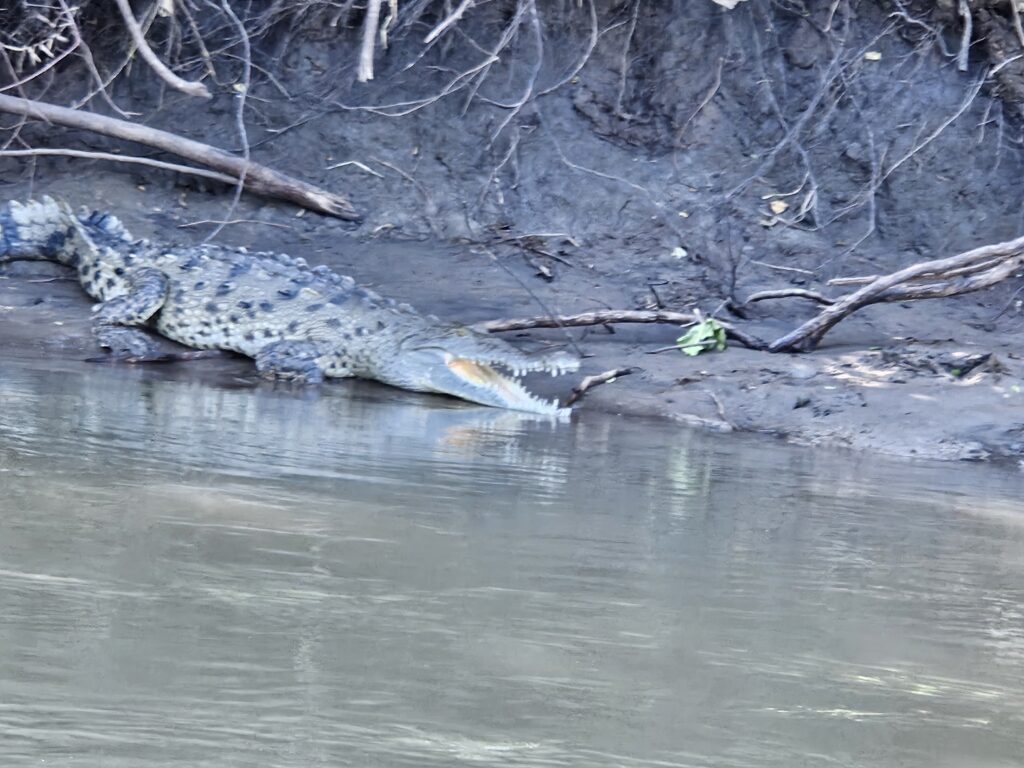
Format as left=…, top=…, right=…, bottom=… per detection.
left=1, top=358, right=1023, bottom=767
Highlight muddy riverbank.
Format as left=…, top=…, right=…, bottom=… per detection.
left=1, top=172, right=1021, bottom=463
left=1, top=1, right=1022, bottom=462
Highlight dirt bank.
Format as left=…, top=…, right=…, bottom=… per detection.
left=1, top=1, right=1022, bottom=462
left=1, top=171, right=1021, bottom=463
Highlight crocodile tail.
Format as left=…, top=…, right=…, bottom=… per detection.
left=77, top=208, right=134, bottom=245
left=0, top=196, right=97, bottom=267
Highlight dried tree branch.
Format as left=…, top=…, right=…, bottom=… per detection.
left=424, top=0, right=475, bottom=44
left=0, top=93, right=359, bottom=219
left=744, top=288, right=835, bottom=306
left=475, top=309, right=767, bottom=350
left=770, top=235, right=1024, bottom=352
left=112, top=0, right=211, bottom=99
left=565, top=367, right=638, bottom=406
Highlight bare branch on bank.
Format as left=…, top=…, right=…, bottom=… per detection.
left=0, top=93, right=359, bottom=220
left=112, top=0, right=211, bottom=99
left=769, top=236, right=1024, bottom=352
left=476, top=309, right=767, bottom=351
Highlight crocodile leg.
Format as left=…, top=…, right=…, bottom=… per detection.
left=92, top=267, right=169, bottom=359
left=255, top=340, right=326, bottom=383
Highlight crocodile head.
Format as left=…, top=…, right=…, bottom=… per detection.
left=371, top=325, right=580, bottom=415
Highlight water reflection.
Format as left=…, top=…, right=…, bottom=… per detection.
left=0, top=362, right=1022, bottom=767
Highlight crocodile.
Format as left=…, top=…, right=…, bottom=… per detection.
left=0, top=197, right=579, bottom=414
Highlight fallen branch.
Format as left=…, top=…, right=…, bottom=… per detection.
left=769, top=235, right=1024, bottom=352
left=475, top=309, right=767, bottom=350
left=565, top=367, right=637, bottom=406
left=112, top=0, right=211, bottom=99
left=0, top=93, right=359, bottom=220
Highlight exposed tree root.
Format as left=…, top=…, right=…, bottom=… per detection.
left=769, top=235, right=1024, bottom=352
left=0, top=94, right=360, bottom=220
left=112, top=0, right=211, bottom=99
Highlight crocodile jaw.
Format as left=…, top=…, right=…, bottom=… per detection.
left=373, top=345, right=579, bottom=415
left=439, top=354, right=578, bottom=416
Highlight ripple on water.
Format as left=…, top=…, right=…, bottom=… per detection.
left=1, top=363, right=1023, bottom=767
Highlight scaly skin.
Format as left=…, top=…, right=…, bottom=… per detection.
left=0, top=197, right=578, bottom=414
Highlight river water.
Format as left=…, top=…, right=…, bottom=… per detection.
left=0, top=361, right=1022, bottom=767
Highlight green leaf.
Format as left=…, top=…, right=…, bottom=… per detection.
left=676, top=318, right=728, bottom=356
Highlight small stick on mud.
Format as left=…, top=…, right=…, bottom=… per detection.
left=476, top=309, right=767, bottom=351
left=744, top=288, right=835, bottom=306
left=112, top=0, right=211, bottom=99
left=0, top=94, right=360, bottom=220
left=705, top=389, right=734, bottom=430
left=565, top=367, right=638, bottom=407
left=749, top=260, right=816, bottom=276
left=424, top=0, right=475, bottom=43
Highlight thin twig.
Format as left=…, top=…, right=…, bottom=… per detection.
left=564, top=367, right=638, bottom=406
left=204, top=0, right=251, bottom=242
left=674, top=56, right=724, bottom=145
left=744, top=288, right=835, bottom=306
left=536, top=0, right=598, bottom=97
left=749, top=259, right=816, bottom=276
left=705, top=389, right=733, bottom=428
left=0, top=147, right=235, bottom=184
left=371, top=156, right=440, bottom=236
left=327, top=160, right=384, bottom=178
left=424, top=0, right=475, bottom=44
left=58, top=0, right=137, bottom=118
left=613, top=0, right=639, bottom=118
left=473, top=245, right=585, bottom=358
left=177, top=218, right=294, bottom=230
left=0, top=93, right=359, bottom=219
left=475, top=309, right=767, bottom=350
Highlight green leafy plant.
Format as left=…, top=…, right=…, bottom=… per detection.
left=676, top=318, right=727, bottom=356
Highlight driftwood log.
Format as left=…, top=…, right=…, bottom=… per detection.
left=0, top=94, right=359, bottom=220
